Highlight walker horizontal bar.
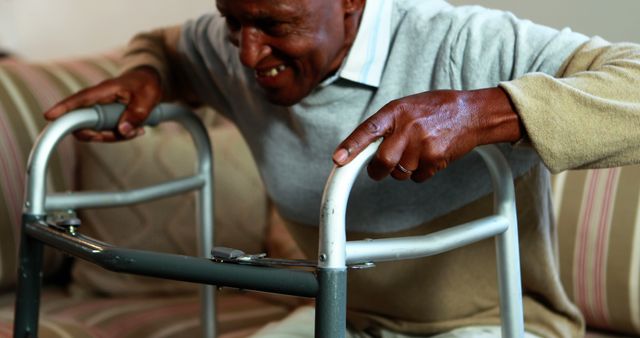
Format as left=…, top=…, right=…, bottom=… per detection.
left=45, top=175, right=206, bottom=210
left=345, top=215, right=509, bottom=264
left=25, top=221, right=318, bottom=298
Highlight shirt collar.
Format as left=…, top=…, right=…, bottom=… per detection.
left=322, top=0, right=394, bottom=88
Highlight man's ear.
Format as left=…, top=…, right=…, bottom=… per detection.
left=343, top=0, right=365, bottom=14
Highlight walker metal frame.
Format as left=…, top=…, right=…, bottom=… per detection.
left=13, top=104, right=525, bottom=338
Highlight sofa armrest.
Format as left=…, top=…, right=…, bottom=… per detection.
left=0, top=55, right=113, bottom=290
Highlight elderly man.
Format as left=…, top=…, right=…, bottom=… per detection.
left=45, top=0, right=640, bottom=337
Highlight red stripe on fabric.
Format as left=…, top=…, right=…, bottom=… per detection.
left=101, top=302, right=197, bottom=336
left=10, top=63, right=65, bottom=113
left=593, top=168, right=618, bottom=328
left=55, top=298, right=142, bottom=318
left=61, top=61, right=109, bottom=86
left=0, top=104, right=24, bottom=234
left=7, top=64, right=70, bottom=186
left=576, top=171, right=600, bottom=322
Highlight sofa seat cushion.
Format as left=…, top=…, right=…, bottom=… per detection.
left=0, top=287, right=292, bottom=338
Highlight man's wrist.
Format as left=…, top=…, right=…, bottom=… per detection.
left=466, top=87, right=524, bottom=146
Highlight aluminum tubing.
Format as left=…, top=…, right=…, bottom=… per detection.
left=475, top=145, right=524, bottom=338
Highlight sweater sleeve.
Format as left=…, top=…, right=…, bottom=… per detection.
left=500, top=37, right=640, bottom=172
left=119, top=25, right=200, bottom=104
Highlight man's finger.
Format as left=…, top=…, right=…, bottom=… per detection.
left=74, top=129, right=101, bottom=142
left=368, top=132, right=407, bottom=180
left=44, top=83, right=118, bottom=120
left=116, top=93, right=156, bottom=139
left=332, top=113, right=392, bottom=166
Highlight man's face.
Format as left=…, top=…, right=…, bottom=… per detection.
left=216, top=0, right=362, bottom=106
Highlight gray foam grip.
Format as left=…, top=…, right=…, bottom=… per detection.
left=93, top=103, right=166, bottom=131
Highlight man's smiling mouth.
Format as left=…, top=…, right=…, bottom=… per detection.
left=256, top=65, right=286, bottom=78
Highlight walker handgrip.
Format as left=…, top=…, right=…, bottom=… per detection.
left=93, top=103, right=168, bottom=131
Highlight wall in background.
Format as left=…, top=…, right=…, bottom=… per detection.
left=1, top=0, right=638, bottom=60
left=449, top=0, right=639, bottom=43
left=0, top=0, right=212, bottom=60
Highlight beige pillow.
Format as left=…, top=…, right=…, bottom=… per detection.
left=72, top=119, right=269, bottom=296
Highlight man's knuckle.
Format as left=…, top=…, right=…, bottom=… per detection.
left=363, top=120, right=383, bottom=136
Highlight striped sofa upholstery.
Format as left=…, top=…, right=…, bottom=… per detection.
left=0, top=288, right=291, bottom=338
left=0, top=57, right=85, bottom=290
left=553, top=168, right=640, bottom=337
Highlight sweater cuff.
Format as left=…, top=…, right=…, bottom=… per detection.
left=119, top=31, right=176, bottom=99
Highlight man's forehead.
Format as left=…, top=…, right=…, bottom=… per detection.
left=216, top=0, right=332, bottom=17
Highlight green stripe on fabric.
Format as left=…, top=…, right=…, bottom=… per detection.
left=606, top=165, right=640, bottom=334
left=0, top=68, right=34, bottom=161
left=2, top=66, right=67, bottom=193
left=0, top=191, right=16, bottom=290
left=55, top=62, right=95, bottom=89
left=37, top=65, right=77, bottom=99
left=556, top=169, right=588, bottom=300
left=2, top=67, right=48, bottom=131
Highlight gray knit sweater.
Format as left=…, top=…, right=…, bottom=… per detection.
left=175, top=0, right=587, bottom=232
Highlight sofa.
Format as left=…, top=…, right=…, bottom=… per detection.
left=0, top=53, right=638, bottom=337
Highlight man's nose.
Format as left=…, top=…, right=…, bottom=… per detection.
left=238, top=27, right=270, bottom=69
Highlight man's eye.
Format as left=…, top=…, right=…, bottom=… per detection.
left=264, top=23, right=292, bottom=36
left=224, top=17, right=240, bottom=31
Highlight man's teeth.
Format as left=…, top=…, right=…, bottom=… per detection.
left=258, top=65, right=286, bottom=77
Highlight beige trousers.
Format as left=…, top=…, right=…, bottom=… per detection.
left=249, top=306, right=544, bottom=338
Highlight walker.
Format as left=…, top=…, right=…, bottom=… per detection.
left=13, top=104, right=525, bottom=338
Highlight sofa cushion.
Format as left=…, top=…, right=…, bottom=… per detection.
left=71, top=121, right=269, bottom=296
left=553, top=166, right=640, bottom=336
left=0, top=56, right=118, bottom=290
left=0, top=287, right=292, bottom=338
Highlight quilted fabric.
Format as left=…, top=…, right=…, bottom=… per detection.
left=71, top=121, right=269, bottom=296
left=553, top=166, right=640, bottom=336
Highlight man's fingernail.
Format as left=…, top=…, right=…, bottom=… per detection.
left=119, top=122, right=134, bottom=137
left=333, top=148, right=349, bottom=164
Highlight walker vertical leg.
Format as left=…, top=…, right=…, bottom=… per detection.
left=13, top=215, right=45, bottom=338
left=495, top=220, right=525, bottom=337
left=201, top=285, right=215, bottom=338
left=315, top=268, right=347, bottom=338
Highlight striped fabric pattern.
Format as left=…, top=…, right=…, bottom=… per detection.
left=0, top=55, right=119, bottom=290
left=553, top=166, right=640, bottom=336
left=0, top=288, right=291, bottom=338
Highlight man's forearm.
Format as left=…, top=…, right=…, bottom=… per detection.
left=120, top=25, right=196, bottom=103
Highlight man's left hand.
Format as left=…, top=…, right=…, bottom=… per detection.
left=332, top=87, right=523, bottom=182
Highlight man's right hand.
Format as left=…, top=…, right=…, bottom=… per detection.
left=44, top=66, right=162, bottom=142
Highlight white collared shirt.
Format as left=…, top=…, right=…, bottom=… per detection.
left=321, top=0, right=394, bottom=88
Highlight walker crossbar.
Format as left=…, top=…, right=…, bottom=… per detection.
left=14, top=104, right=524, bottom=338
left=22, top=220, right=319, bottom=297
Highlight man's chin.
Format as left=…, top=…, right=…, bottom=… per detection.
left=264, top=91, right=304, bottom=107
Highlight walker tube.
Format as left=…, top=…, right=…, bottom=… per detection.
left=23, top=221, right=319, bottom=297
left=318, top=142, right=524, bottom=338
left=21, top=103, right=217, bottom=338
